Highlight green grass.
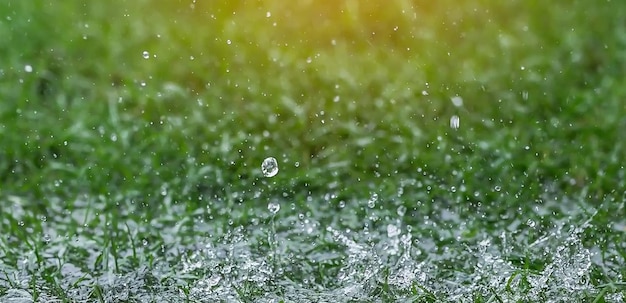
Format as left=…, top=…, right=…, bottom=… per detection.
left=1, top=0, right=626, bottom=302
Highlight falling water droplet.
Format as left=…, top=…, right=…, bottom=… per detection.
left=268, top=201, right=280, bottom=214
left=451, top=96, right=463, bottom=107
left=397, top=205, right=407, bottom=216
left=367, top=193, right=378, bottom=208
left=450, top=115, right=460, bottom=129
left=261, top=157, right=279, bottom=177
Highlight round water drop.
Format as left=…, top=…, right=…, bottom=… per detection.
left=451, top=96, right=463, bottom=107
left=261, top=156, right=279, bottom=177
left=142, top=51, right=150, bottom=59
left=450, top=115, right=460, bottom=129
left=268, top=201, right=280, bottom=214
left=24, top=65, right=33, bottom=73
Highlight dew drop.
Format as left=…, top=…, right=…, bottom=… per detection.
left=142, top=51, right=150, bottom=59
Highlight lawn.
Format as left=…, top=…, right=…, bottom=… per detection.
left=1, top=0, right=626, bottom=302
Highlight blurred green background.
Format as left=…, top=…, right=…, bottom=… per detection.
left=2, top=0, right=626, bottom=202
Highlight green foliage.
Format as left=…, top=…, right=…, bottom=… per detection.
left=1, top=0, right=625, bottom=301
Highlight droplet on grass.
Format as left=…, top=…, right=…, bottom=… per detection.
left=261, top=157, right=279, bottom=177
left=24, top=65, right=33, bottom=73
left=142, top=51, right=150, bottom=59
left=207, top=274, right=221, bottom=287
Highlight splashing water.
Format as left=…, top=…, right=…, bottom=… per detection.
left=367, top=193, right=378, bottom=208
left=261, top=157, right=279, bottom=177
left=267, top=201, right=280, bottom=214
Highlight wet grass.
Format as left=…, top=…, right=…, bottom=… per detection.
left=1, top=0, right=626, bottom=302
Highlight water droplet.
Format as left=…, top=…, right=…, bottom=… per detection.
left=142, top=51, right=149, bottom=59
left=24, top=65, right=33, bottom=73
left=268, top=201, right=280, bottom=214
left=294, top=161, right=300, bottom=168
left=397, top=205, right=407, bottom=216
left=338, top=200, right=346, bottom=208
left=207, top=274, right=221, bottom=287
left=450, top=115, right=460, bottom=129
left=43, top=234, right=51, bottom=243
left=367, top=193, right=378, bottom=208
left=266, top=11, right=271, bottom=18
left=451, top=96, right=463, bottom=107
left=387, top=224, right=401, bottom=237
left=261, top=157, right=279, bottom=177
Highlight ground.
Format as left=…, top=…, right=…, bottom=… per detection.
left=1, top=1, right=625, bottom=302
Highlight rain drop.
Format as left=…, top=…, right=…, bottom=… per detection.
left=450, top=115, right=460, bottom=129
left=367, top=193, right=378, bottom=208
left=261, top=157, right=279, bottom=177
left=396, top=205, right=407, bottom=216
left=268, top=201, right=280, bottom=214
left=451, top=96, right=463, bottom=107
